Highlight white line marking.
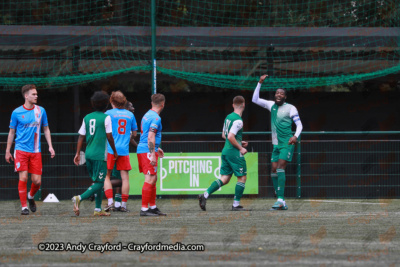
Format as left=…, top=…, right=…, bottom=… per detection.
left=305, top=200, right=382, bottom=205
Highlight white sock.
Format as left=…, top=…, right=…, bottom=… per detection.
left=78, top=195, right=82, bottom=201
left=122, top=202, right=127, bottom=208
left=141, top=207, right=149, bottom=211
left=233, top=200, right=240, bottom=207
left=114, top=202, right=121, bottom=208
left=94, top=208, right=101, bottom=212
left=204, top=192, right=209, bottom=199
left=150, top=205, right=156, bottom=209
left=277, top=198, right=284, bottom=202
left=27, top=193, right=34, bottom=200
left=22, top=207, right=28, bottom=210
left=108, top=198, right=113, bottom=206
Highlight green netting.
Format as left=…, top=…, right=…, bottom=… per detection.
left=0, top=0, right=399, bottom=90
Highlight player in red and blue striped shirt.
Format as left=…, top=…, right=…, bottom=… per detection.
left=5, top=84, right=55, bottom=215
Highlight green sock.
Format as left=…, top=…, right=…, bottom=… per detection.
left=271, top=173, right=278, bottom=192
left=234, top=182, right=245, bottom=201
left=95, top=187, right=104, bottom=210
left=80, top=182, right=103, bottom=201
left=115, top=193, right=122, bottom=203
left=206, top=179, right=224, bottom=196
left=277, top=169, right=286, bottom=200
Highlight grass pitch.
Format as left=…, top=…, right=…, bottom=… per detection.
left=1, top=198, right=399, bottom=266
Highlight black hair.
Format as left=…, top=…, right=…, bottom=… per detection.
left=91, top=91, right=110, bottom=111
left=276, top=88, right=287, bottom=96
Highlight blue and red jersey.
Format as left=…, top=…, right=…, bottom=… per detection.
left=9, top=105, right=48, bottom=153
left=105, top=108, right=137, bottom=156
left=137, top=109, right=162, bottom=154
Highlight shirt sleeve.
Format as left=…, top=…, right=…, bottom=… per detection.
left=149, top=117, right=161, bottom=133
left=252, top=83, right=274, bottom=111
left=105, top=115, right=112, bottom=134
left=131, top=114, right=138, bottom=131
left=290, top=106, right=303, bottom=138
left=229, top=120, right=243, bottom=135
left=9, top=111, right=18, bottom=129
left=41, top=108, right=49, bottom=127
left=78, top=119, right=86, bottom=135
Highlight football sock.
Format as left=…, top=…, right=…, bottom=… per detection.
left=271, top=173, right=278, bottom=192
left=28, top=183, right=40, bottom=199
left=115, top=194, right=122, bottom=203
left=141, top=182, right=152, bottom=210
left=121, top=194, right=129, bottom=208
left=149, top=184, right=156, bottom=206
left=105, top=189, right=113, bottom=205
left=277, top=169, right=286, bottom=200
left=18, top=180, right=28, bottom=208
left=115, top=201, right=121, bottom=208
left=205, top=179, right=224, bottom=198
left=80, top=182, right=103, bottom=200
left=233, top=200, right=240, bottom=207
left=94, top=208, right=101, bottom=212
left=150, top=205, right=156, bottom=209
left=95, top=188, right=104, bottom=210
left=234, top=182, right=245, bottom=205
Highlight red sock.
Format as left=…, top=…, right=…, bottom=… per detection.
left=141, top=182, right=152, bottom=209
left=121, top=194, right=129, bottom=203
left=29, top=183, right=41, bottom=198
left=18, top=180, right=27, bottom=208
left=105, top=189, right=113, bottom=200
left=149, top=184, right=157, bottom=206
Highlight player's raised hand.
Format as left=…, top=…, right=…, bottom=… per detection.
left=241, top=141, right=248, bottom=148
left=288, top=136, right=298, bottom=145
left=5, top=151, right=13, bottom=163
left=240, top=147, right=247, bottom=156
left=157, top=148, right=165, bottom=158
left=259, top=74, right=268, bottom=84
left=73, top=153, right=80, bottom=166
left=49, top=147, right=55, bottom=158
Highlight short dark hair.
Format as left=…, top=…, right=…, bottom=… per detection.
left=124, top=101, right=135, bottom=113
left=276, top=88, right=287, bottom=96
left=151, top=93, right=165, bottom=106
left=21, top=84, right=36, bottom=97
left=233, top=95, right=245, bottom=106
left=91, top=91, right=110, bottom=111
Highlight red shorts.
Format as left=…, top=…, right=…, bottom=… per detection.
left=137, top=153, right=159, bottom=175
left=14, top=150, right=42, bottom=175
left=107, top=153, right=132, bottom=171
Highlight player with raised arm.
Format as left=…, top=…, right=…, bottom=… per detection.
left=252, top=75, right=303, bottom=210
left=72, top=91, right=118, bottom=216
left=137, top=94, right=166, bottom=216
left=5, top=84, right=55, bottom=215
left=198, top=96, right=250, bottom=211
left=103, top=91, right=137, bottom=213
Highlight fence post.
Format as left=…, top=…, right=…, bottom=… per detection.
left=151, top=0, right=157, bottom=94
left=296, top=136, right=301, bottom=198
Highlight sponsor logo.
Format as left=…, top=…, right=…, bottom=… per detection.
left=16, top=162, right=20, bottom=169
left=160, top=156, right=221, bottom=191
